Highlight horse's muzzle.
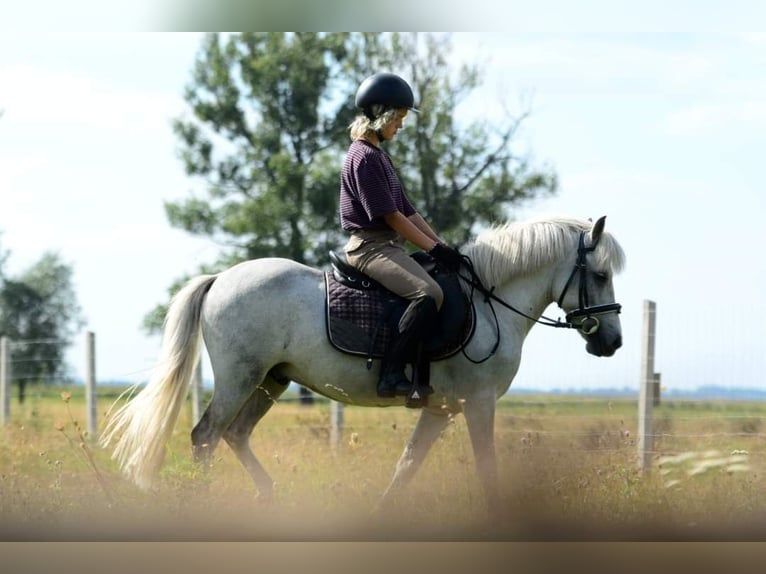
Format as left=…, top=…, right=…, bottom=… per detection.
left=586, top=333, right=622, bottom=357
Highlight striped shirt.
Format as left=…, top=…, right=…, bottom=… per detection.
left=339, top=139, right=416, bottom=231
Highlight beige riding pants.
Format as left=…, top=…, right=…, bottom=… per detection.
left=344, top=228, right=444, bottom=310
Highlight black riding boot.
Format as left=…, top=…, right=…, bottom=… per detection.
left=377, top=296, right=438, bottom=398
left=402, top=338, right=434, bottom=408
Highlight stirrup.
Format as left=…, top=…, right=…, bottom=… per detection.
left=404, top=383, right=434, bottom=409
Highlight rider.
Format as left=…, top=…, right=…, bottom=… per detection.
left=339, top=72, right=463, bottom=398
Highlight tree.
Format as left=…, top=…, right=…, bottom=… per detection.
left=145, top=32, right=557, bottom=332
left=0, top=252, right=84, bottom=403
left=145, top=32, right=356, bottom=332
left=168, top=32, right=353, bottom=266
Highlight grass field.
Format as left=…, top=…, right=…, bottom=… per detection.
left=1, top=386, right=765, bottom=541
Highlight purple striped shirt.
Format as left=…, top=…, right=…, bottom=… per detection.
left=339, top=139, right=416, bottom=231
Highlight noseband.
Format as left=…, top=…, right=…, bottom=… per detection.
left=555, top=231, right=622, bottom=335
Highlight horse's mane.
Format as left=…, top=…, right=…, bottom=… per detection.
left=462, top=215, right=626, bottom=288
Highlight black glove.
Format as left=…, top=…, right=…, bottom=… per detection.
left=428, top=243, right=463, bottom=272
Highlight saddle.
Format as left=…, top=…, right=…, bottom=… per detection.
left=325, top=250, right=475, bottom=406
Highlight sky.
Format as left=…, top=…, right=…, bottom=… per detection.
left=1, top=29, right=765, bottom=394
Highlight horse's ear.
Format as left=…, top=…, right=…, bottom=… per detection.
left=590, top=216, right=606, bottom=244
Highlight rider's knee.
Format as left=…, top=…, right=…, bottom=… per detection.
left=426, top=285, right=444, bottom=310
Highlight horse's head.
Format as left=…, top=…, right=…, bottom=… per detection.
left=555, top=216, right=625, bottom=357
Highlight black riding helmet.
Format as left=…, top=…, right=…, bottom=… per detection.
left=355, top=72, right=419, bottom=120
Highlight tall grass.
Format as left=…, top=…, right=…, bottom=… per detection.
left=1, top=389, right=764, bottom=540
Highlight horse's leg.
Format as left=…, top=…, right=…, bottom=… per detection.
left=221, top=375, right=289, bottom=501
left=377, top=408, right=451, bottom=509
left=190, top=365, right=263, bottom=471
left=462, top=395, right=500, bottom=516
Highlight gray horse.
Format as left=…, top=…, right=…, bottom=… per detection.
left=102, top=215, right=625, bottom=513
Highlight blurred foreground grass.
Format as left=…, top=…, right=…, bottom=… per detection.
left=1, top=387, right=764, bottom=540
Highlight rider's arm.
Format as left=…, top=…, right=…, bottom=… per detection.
left=408, top=213, right=444, bottom=245
left=383, top=211, right=439, bottom=252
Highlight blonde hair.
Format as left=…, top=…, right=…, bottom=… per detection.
left=349, top=107, right=407, bottom=140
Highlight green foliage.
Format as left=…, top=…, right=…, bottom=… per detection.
left=167, top=32, right=354, bottom=266
left=0, top=252, right=85, bottom=399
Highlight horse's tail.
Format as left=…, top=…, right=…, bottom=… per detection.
left=100, top=274, right=218, bottom=490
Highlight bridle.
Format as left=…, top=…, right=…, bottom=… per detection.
left=456, top=230, right=622, bottom=363
left=555, top=230, right=623, bottom=336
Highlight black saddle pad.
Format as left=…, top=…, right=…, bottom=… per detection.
left=325, top=270, right=475, bottom=361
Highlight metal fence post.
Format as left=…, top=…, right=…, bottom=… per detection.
left=85, top=331, right=97, bottom=442
left=638, top=300, right=657, bottom=474
left=0, top=337, right=10, bottom=426
left=330, top=401, right=344, bottom=449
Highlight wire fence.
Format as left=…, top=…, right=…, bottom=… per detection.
left=2, top=307, right=766, bottom=477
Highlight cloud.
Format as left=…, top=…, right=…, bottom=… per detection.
left=0, top=64, right=184, bottom=135
left=739, top=32, right=766, bottom=46
left=663, top=100, right=766, bottom=137
left=4, top=1, right=160, bottom=32
left=451, top=34, right=766, bottom=142
left=0, top=153, right=47, bottom=202
left=454, top=33, right=759, bottom=102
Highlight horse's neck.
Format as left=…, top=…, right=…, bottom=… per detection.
left=492, top=267, right=557, bottom=334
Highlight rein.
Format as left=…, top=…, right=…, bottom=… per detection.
left=455, top=231, right=622, bottom=364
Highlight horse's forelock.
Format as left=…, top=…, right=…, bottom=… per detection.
left=593, top=231, right=626, bottom=273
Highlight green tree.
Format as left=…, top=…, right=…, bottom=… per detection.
left=145, top=32, right=557, bottom=332
left=0, top=252, right=84, bottom=403
left=167, top=32, right=353, bottom=267
left=145, top=32, right=355, bottom=332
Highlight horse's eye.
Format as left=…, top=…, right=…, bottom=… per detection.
left=593, top=271, right=610, bottom=284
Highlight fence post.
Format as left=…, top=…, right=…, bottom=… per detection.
left=330, top=401, right=344, bottom=449
left=653, top=373, right=661, bottom=407
left=638, top=300, right=657, bottom=474
left=85, top=331, right=97, bottom=442
left=299, top=386, right=315, bottom=406
left=0, top=337, right=10, bottom=426
left=191, top=356, right=203, bottom=425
